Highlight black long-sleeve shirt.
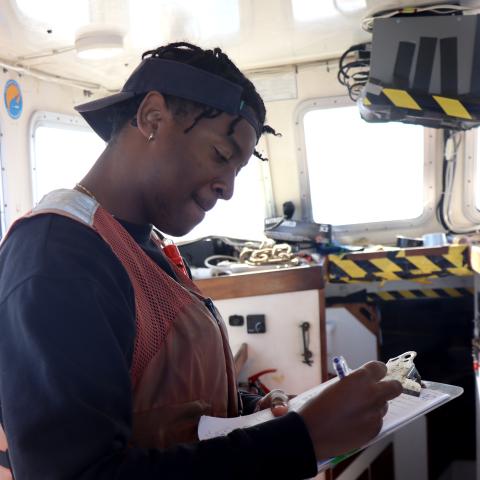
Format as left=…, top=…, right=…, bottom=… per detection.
left=0, top=213, right=317, bottom=479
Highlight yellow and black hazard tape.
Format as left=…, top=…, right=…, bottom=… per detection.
left=367, top=287, right=473, bottom=302
left=363, top=88, right=476, bottom=121
left=327, top=245, right=472, bottom=283
left=361, top=80, right=480, bottom=122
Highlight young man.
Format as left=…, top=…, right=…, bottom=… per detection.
left=0, top=42, right=401, bottom=479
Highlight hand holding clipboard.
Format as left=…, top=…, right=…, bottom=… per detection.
left=198, top=353, right=463, bottom=473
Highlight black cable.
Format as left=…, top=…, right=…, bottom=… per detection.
left=435, top=135, right=451, bottom=231
left=337, top=43, right=371, bottom=102
left=435, top=129, right=477, bottom=235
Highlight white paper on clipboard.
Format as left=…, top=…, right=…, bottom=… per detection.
left=198, top=379, right=463, bottom=472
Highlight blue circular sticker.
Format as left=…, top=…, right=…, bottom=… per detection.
left=4, top=79, right=23, bottom=119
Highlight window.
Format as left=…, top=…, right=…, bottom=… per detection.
left=464, top=129, right=480, bottom=221
left=473, top=133, right=480, bottom=211
left=301, top=102, right=427, bottom=226
left=174, top=157, right=273, bottom=242
left=30, top=112, right=105, bottom=204
left=30, top=112, right=271, bottom=240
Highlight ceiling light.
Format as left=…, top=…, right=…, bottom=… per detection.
left=75, top=26, right=124, bottom=60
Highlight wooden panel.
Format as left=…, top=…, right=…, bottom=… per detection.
left=337, top=304, right=380, bottom=337
left=196, top=265, right=325, bottom=300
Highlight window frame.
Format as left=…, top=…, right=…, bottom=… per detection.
left=29, top=111, right=275, bottom=240
left=295, top=96, right=437, bottom=233
left=29, top=111, right=100, bottom=205
left=0, top=121, right=6, bottom=236
left=257, top=136, right=276, bottom=220
left=462, top=129, right=480, bottom=223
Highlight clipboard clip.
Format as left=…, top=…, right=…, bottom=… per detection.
left=385, top=351, right=423, bottom=396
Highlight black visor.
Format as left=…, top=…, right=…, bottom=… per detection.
left=75, top=58, right=262, bottom=141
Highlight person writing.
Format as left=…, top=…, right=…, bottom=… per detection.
left=0, top=42, right=401, bottom=479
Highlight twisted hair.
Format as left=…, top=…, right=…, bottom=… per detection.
left=110, top=42, right=280, bottom=160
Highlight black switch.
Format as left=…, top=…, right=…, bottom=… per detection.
left=247, top=314, right=266, bottom=333
left=228, top=315, right=244, bottom=327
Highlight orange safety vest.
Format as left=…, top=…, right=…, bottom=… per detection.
left=0, top=189, right=238, bottom=475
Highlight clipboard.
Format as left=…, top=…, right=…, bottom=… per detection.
left=316, top=380, right=463, bottom=471
left=198, top=378, right=463, bottom=473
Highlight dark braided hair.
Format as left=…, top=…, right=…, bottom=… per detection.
left=110, top=42, right=280, bottom=160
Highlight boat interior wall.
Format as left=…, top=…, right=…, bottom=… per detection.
left=0, top=55, right=473, bottom=245
left=1, top=0, right=480, bottom=245
left=0, top=71, right=86, bottom=226
left=448, top=133, right=478, bottom=231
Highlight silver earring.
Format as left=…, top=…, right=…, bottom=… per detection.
left=147, top=132, right=155, bottom=143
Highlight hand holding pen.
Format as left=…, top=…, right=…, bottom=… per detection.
left=298, top=359, right=403, bottom=462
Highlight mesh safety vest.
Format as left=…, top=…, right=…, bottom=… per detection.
left=0, top=189, right=238, bottom=476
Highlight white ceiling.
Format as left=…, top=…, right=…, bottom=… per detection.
left=0, top=0, right=477, bottom=93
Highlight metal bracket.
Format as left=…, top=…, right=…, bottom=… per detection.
left=300, top=321, right=313, bottom=366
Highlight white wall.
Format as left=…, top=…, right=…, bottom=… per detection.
left=0, top=69, right=89, bottom=227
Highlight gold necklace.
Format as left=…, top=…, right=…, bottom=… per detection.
left=75, top=183, right=97, bottom=201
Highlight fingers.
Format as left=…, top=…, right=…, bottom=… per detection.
left=267, top=390, right=289, bottom=417
left=270, top=389, right=289, bottom=407
left=360, top=361, right=388, bottom=381
left=367, top=380, right=402, bottom=415
left=346, top=363, right=402, bottom=415
left=378, top=379, right=403, bottom=401
left=271, top=404, right=289, bottom=417
left=255, top=389, right=290, bottom=415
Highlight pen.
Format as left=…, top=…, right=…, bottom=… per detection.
left=330, top=356, right=356, bottom=467
left=332, top=355, right=350, bottom=379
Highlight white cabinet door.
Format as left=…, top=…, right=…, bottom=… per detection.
left=215, top=289, right=323, bottom=395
